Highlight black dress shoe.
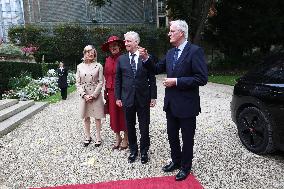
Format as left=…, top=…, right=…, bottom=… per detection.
left=83, top=137, right=92, bottom=147
left=94, top=141, right=102, bottom=147
left=141, top=154, right=148, bottom=164
left=162, top=161, right=181, bottom=172
left=128, top=152, right=137, bottom=163
left=175, top=168, right=191, bottom=181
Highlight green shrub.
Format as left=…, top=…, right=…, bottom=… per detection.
left=3, top=68, right=76, bottom=101
left=208, top=55, right=262, bottom=75
left=0, top=44, right=23, bottom=56
left=7, top=71, right=33, bottom=90
left=8, top=25, right=46, bottom=46
left=0, top=61, right=57, bottom=93
left=33, top=35, right=58, bottom=63
left=21, top=81, right=49, bottom=100
left=41, top=63, right=49, bottom=76
left=53, top=24, right=89, bottom=66
left=67, top=71, right=76, bottom=85
left=8, top=24, right=170, bottom=66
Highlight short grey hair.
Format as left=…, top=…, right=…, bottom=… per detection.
left=170, top=20, right=189, bottom=39
left=124, top=31, right=140, bottom=44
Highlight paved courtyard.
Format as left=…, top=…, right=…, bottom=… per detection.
left=0, top=74, right=283, bottom=189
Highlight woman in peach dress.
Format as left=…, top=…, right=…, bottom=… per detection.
left=76, top=45, right=104, bottom=147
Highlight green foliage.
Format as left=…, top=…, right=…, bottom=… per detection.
left=33, top=35, right=58, bottom=63
left=7, top=71, right=33, bottom=90
left=3, top=69, right=76, bottom=101
left=0, top=61, right=57, bottom=93
left=205, top=0, right=284, bottom=58
left=53, top=24, right=89, bottom=65
left=123, top=25, right=171, bottom=59
left=88, top=27, right=113, bottom=63
left=166, top=0, right=212, bottom=43
left=67, top=71, right=76, bottom=85
left=41, top=63, right=49, bottom=76
left=18, top=81, right=50, bottom=101
left=208, top=75, right=240, bottom=86
left=0, top=44, right=23, bottom=56
left=208, top=55, right=260, bottom=74
left=43, top=85, right=76, bottom=103
left=8, top=24, right=170, bottom=67
left=166, top=0, right=192, bottom=24
left=8, top=25, right=46, bottom=46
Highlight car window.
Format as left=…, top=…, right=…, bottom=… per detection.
left=243, top=56, right=284, bottom=84
left=265, top=60, right=284, bottom=83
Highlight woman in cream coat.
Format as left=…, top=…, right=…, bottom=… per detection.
left=76, top=45, right=104, bottom=147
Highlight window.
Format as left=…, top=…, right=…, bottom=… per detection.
left=266, top=61, right=284, bottom=83
left=5, top=3, right=11, bottom=12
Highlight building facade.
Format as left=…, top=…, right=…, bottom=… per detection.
left=157, top=0, right=167, bottom=27
left=23, top=0, right=157, bottom=24
left=0, top=0, right=24, bottom=41
left=0, top=0, right=168, bottom=41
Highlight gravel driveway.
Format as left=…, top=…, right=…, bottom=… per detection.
left=0, top=74, right=283, bottom=189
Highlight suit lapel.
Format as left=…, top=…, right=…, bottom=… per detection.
left=167, top=49, right=175, bottom=73
left=137, top=57, right=142, bottom=73
left=173, top=42, right=191, bottom=73
left=124, top=54, right=135, bottom=76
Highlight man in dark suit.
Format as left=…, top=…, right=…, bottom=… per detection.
left=141, top=20, right=208, bottom=181
left=57, top=61, right=68, bottom=100
left=115, top=31, right=157, bottom=164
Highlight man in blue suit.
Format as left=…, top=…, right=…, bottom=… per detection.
left=115, top=31, right=157, bottom=164
left=141, top=20, right=208, bottom=181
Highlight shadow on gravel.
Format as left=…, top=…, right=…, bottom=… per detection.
left=263, top=151, right=284, bottom=162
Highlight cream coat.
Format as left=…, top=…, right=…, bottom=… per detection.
left=76, top=62, right=104, bottom=119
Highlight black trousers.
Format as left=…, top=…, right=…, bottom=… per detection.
left=60, top=87, right=67, bottom=100
left=166, top=108, right=196, bottom=170
left=124, top=101, right=150, bottom=155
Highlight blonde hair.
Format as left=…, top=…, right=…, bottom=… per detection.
left=83, top=45, right=97, bottom=61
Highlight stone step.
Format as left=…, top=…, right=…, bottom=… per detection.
left=0, top=102, right=48, bottom=137
left=0, top=99, right=19, bottom=111
left=0, top=100, right=35, bottom=122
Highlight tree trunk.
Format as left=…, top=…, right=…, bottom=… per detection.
left=193, top=0, right=212, bottom=45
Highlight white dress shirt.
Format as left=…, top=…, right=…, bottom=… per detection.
left=128, top=50, right=139, bottom=70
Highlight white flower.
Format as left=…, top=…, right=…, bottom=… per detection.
left=47, top=69, right=57, bottom=77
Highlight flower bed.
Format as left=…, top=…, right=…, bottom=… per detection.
left=3, top=69, right=76, bottom=101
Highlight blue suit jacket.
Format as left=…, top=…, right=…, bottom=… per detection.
left=146, top=42, right=208, bottom=118
left=115, top=53, right=157, bottom=108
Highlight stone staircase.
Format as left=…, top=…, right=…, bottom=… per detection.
left=0, top=99, right=48, bottom=137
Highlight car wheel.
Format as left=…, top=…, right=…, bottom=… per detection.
left=237, top=107, right=275, bottom=154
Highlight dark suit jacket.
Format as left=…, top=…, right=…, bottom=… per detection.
left=146, top=42, right=208, bottom=118
left=57, top=67, right=68, bottom=88
left=115, top=53, right=157, bottom=108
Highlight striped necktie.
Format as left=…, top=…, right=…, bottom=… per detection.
left=130, top=53, right=136, bottom=76
left=173, top=48, right=180, bottom=69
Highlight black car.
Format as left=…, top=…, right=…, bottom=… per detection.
left=231, top=53, right=284, bottom=154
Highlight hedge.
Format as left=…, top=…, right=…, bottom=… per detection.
left=8, top=24, right=171, bottom=69
left=0, top=61, right=57, bottom=96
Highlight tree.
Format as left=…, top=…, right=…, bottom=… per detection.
left=166, top=0, right=215, bottom=44
left=205, top=0, right=284, bottom=58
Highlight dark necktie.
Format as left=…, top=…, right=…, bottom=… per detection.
left=130, top=53, right=136, bottom=76
left=173, top=48, right=180, bottom=69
